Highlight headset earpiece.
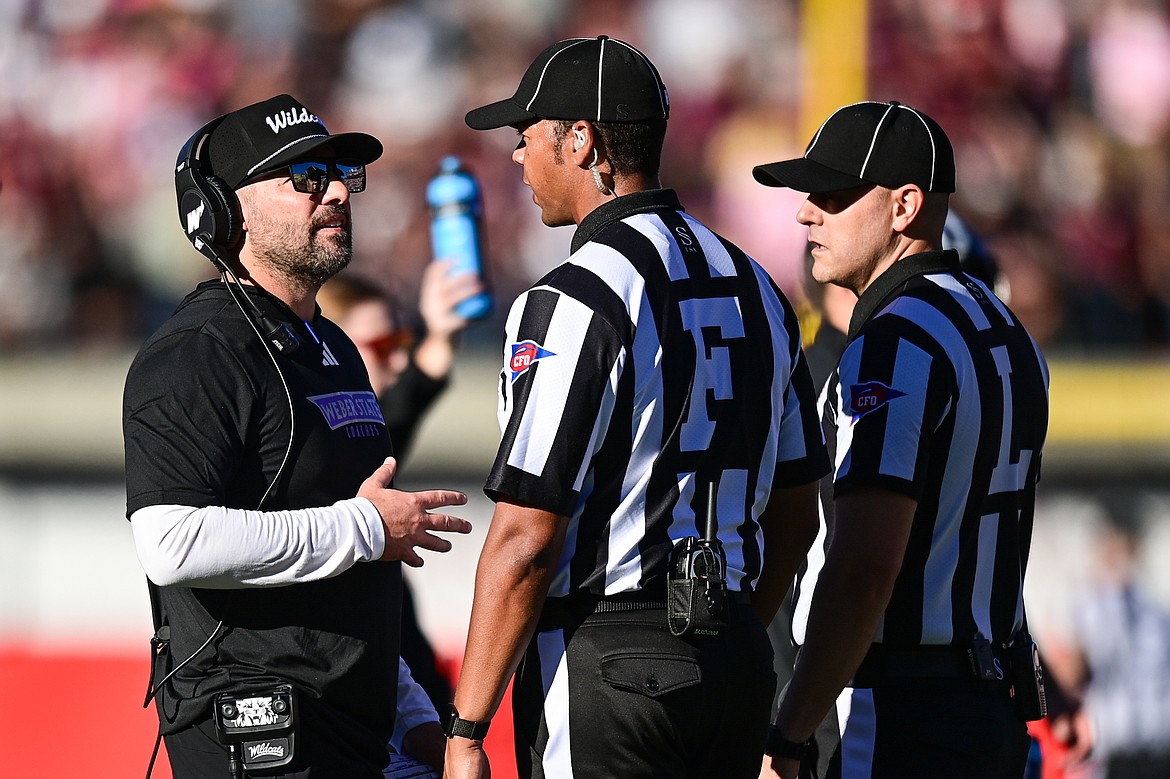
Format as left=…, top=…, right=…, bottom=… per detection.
left=174, top=117, right=298, bottom=355
left=573, top=129, right=586, bottom=152
left=175, top=118, right=243, bottom=263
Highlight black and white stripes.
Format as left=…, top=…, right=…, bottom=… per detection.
left=794, top=251, right=1049, bottom=648
left=485, top=191, right=827, bottom=598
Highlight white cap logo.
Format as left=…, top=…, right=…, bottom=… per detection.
left=265, top=107, right=321, bottom=134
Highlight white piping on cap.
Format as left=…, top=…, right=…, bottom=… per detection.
left=246, top=134, right=328, bottom=179
left=859, top=102, right=898, bottom=182
left=525, top=38, right=592, bottom=116
left=901, top=104, right=938, bottom=191
left=611, top=38, right=668, bottom=115
left=596, top=37, right=606, bottom=119
left=804, top=100, right=878, bottom=159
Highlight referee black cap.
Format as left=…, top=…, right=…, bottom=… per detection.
left=465, top=36, right=670, bottom=130
left=753, top=101, right=955, bottom=194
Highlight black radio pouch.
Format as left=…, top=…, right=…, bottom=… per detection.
left=213, top=684, right=298, bottom=775
left=667, top=483, right=729, bottom=637
left=1008, top=632, right=1048, bottom=721
left=667, top=537, right=728, bottom=637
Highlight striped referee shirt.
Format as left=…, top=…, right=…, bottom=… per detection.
left=485, top=189, right=829, bottom=599
left=793, top=250, right=1049, bottom=648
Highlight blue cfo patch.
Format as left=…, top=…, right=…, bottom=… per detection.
left=509, top=340, right=556, bottom=382
left=847, top=381, right=907, bottom=423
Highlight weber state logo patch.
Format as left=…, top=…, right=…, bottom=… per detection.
left=307, top=390, right=386, bottom=439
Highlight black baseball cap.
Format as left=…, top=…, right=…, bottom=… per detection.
left=465, top=35, right=670, bottom=130
left=207, top=94, right=383, bottom=189
left=753, top=101, right=955, bottom=194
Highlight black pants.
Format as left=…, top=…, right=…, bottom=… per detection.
left=801, top=679, right=1030, bottom=779
left=513, top=602, right=776, bottom=779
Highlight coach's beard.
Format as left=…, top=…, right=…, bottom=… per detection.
left=254, top=208, right=354, bottom=289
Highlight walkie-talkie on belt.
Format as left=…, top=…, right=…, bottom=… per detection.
left=667, top=482, right=729, bottom=636
left=213, top=684, right=298, bottom=777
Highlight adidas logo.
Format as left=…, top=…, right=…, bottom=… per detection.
left=321, top=342, right=339, bottom=367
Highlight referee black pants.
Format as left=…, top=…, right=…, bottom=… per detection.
left=800, top=678, right=1030, bottom=779
left=513, top=599, right=776, bottom=779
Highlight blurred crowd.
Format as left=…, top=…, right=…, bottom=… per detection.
left=3, top=0, right=1170, bottom=355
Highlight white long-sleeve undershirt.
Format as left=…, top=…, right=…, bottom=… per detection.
left=130, top=499, right=386, bottom=588
left=132, top=506, right=439, bottom=748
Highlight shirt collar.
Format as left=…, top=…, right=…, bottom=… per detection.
left=848, top=249, right=961, bottom=339
left=571, top=188, right=684, bottom=254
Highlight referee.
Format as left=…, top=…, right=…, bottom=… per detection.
left=753, top=101, right=1050, bottom=778
left=444, top=36, right=830, bottom=779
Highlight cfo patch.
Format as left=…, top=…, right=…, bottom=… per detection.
left=510, top=340, right=556, bottom=382
left=847, top=381, right=907, bottom=423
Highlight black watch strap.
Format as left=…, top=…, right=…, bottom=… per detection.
left=444, top=703, right=490, bottom=740
left=764, top=725, right=812, bottom=760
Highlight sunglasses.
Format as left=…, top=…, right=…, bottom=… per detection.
left=286, top=160, right=366, bottom=194
left=358, top=329, right=415, bottom=361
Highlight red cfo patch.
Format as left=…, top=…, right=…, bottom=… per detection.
left=847, top=381, right=908, bottom=423
left=510, top=340, right=556, bottom=382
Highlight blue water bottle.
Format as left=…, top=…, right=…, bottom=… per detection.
left=426, top=156, right=492, bottom=320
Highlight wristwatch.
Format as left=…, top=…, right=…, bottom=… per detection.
left=764, top=725, right=812, bottom=760
left=444, top=703, right=490, bottom=740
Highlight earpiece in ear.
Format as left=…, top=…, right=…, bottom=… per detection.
left=573, top=129, right=586, bottom=151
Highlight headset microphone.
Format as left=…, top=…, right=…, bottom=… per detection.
left=254, top=311, right=301, bottom=355
left=210, top=256, right=301, bottom=355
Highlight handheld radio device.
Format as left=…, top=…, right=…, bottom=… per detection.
left=213, top=684, right=298, bottom=777
left=667, top=483, right=729, bottom=637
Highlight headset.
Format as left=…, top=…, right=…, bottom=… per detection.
left=573, top=128, right=586, bottom=151
left=175, top=119, right=300, bottom=355
left=176, top=117, right=242, bottom=263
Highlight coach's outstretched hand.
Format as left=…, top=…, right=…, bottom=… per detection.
left=358, top=457, right=471, bottom=567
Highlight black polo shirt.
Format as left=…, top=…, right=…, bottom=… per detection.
left=124, top=280, right=400, bottom=769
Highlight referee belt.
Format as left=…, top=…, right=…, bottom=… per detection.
left=539, top=588, right=753, bottom=631
left=849, top=643, right=998, bottom=688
